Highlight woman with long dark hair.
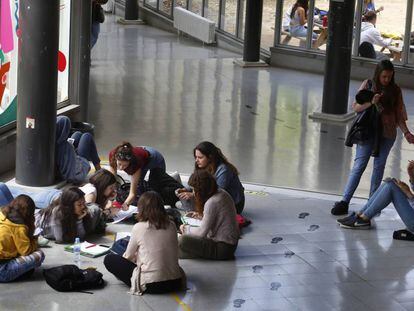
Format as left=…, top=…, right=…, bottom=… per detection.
left=0, top=195, right=45, bottom=282
left=332, top=60, right=414, bottom=216
left=36, top=187, right=102, bottom=243
left=289, top=0, right=317, bottom=39
left=104, top=191, right=185, bottom=295
left=179, top=170, right=239, bottom=260
left=109, top=142, right=165, bottom=208
left=178, top=141, right=245, bottom=214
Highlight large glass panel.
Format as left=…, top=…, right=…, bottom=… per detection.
left=359, top=0, right=406, bottom=63
left=238, top=0, right=246, bottom=39
left=160, top=0, right=173, bottom=15
left=145, top=0, right=158, bottom=9
left=409, top=3, right=414, bottom=65
left=58, top=0, right=71, bottom=104
left=280, top=0, right=309, bottom=48
left=205, top=0, right=220, bottom=25
left=311, top=0, right=329, bottom=51
left=190, top=0, right=203, bottom=15
left=0, top=0, right=19, bottom=129
left=175, top=0, right=188, bottom=8
left=222, top=0, right=238, bottom=35
left=261, top=0, right=277, bottom=49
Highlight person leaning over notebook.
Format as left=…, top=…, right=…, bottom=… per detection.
left=0, top=195, right=45, bottom=282
left=179, top=170, right=240, bottom=260
left=104, top=191, right=186, bottom=295
left=35, top=187, right=102, bottom=244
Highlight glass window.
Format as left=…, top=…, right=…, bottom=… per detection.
left=360, top=1, right=406, bottom=63
left=190, top=0, right=203, bottom=15
left=145, top=0, right=158, bottom=9
left=261, top=0, right=277, bottom=49
left=175, top=0, right=188, bottom=8
left=409, top=3, right=414, bottom=66
left=280, top=0, right=309, bottom=48
left=0, top=0, right=19, bottom=129
left=238, top=0, right=246, bottom=39
left=205, top=0, right=220, bottom=25
left=221, top=0, right=238, bottom=35
left=160, top=0, right=173, bottom=15
left=311, top=0, right=329, bottom=51
left=58, top=0, right=71, bottom=104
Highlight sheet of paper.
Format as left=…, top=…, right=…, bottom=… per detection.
left=115, top=231, right=131, bottom=241
left=182, top=216, right=201, bottom=227
left=112, top=205, right=138, bottom=224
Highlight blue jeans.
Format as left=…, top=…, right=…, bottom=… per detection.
left=0, top=183, right=14, bottom=205
left=1, top=182, right=61, bottom=209
left=139, top=147, right=166, bottom=191
left=359, top=181, right=414, bottom=232
left=71, top=131, right=101, bottom=166
left=0, top=251, right=45, bottom=282
left=343, top=137, right=395, bottom=203
left=290, top=25, right=317, bottom=39
left=91, top=22, right=100, bottom=48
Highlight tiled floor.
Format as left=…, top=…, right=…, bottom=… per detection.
left=2, top=13, right=414, bottom=311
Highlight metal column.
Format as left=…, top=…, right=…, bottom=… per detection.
left=16, top=0, right=60, bottom=186
left=125, top=0, right=139, bottom=20
left=242, top=0, right=263, bottom=62
left=321, top=0, right=356, bottom=117
left=352, top=0, right=364, bottom=56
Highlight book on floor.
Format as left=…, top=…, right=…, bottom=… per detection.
left=64, top=241, right=110, bottom=258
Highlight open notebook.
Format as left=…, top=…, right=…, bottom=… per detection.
left=64, top=241, right=110, bottom=258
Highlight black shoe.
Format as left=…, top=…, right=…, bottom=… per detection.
left=339, top=215, right=371, bottom=229
left=393, top=229, right=414, bottom=241
left=336, top=212, right=356, bottom=225
left=331, top=201, right=349, bottom=216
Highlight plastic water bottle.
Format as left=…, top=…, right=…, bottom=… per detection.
left=73, top=237, right=81, bottom=267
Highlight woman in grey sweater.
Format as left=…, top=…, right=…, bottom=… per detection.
left=35, top=187, right=101, bottom=243
left=179, top=170, right=240, bottom=260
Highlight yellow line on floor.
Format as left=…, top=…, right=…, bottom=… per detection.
left=171, top=293, right=192, bottom=311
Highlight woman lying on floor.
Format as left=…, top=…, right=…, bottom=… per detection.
left=179, top=170, right=240, bottom=260
left=0, top=195, right=45, bottom=282
left=104, top=191, right=186, bottom=295
left=35, top=187, right=103, bottom=243
left=337, top=160, right=414, bottom=240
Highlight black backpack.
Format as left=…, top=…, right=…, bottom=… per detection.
left=43, top=265, right=105, bottom=293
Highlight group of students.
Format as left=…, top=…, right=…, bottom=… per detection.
left=0, top=134, right=245, bottom=295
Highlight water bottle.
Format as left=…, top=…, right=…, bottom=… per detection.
left=73, top=237, right=81, bottom=267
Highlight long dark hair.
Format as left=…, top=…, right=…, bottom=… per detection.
left=188, top=170, right=218, bottom=215
left=194, top=141, right=239, bottom=176
left=39, top=187, right=87, bottom=243
left=1, top=195, right=36, bottom=239
left=372, top=60, right=398, bottom=111
left=136, top=191, right=170, bottom=230
left=290, top=0, right=308, bottom=19
left=89, top=169, right=117, bottom=207
left=110, top=142, right=136, bottom=172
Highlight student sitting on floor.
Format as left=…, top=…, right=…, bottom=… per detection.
left=104, top=191, right=186, bottom=295
left=109, top=142, right=165, bottom=208
left=177, top=141, right=245, bottom=214
left=0, top=195, right=45, bottom=282
left=35, top=187, right=102, bottom=243
left=337, top=160, right=414, bottom=240
left=56, top=116, right=101, bottom=184
left=179, top=170, right=240, bottom=260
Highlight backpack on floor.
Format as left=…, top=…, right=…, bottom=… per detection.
left=43, top=265, right=105, bottom=293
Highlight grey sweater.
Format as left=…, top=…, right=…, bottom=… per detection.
left=190, top=189, right=240, bottom=245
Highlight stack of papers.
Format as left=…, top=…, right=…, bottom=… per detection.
left=112, top=205, right=138, bottom=224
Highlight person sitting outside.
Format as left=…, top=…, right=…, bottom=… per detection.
left=360, top=11, right=392, bottom=51
left=179, top=170, right=240, bottom=260
left=337, top=160, right=414, bottom=240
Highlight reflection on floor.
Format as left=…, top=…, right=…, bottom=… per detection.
left=89, top=16, right=414, bottom=201
left=1, top=184, right=414, bottom=311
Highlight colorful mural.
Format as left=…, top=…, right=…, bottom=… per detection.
left=0, top=0, right=71, bottom=129
left=0, top=0, right=18, bottom=128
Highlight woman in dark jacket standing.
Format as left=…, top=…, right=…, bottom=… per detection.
left=332, top=60, right=414, bottom=215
